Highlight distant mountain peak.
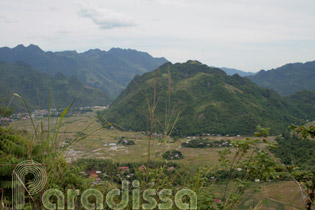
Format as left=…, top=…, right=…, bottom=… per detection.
left=186, top=60, right=202, bottom=65
left=27, top=44, right=42, bottom=51
left=12, top=44, right=44, bottom=54
left=219, top=67, right=255, bottom=77
left=14, top=44, right=26, bottom=51
left=109, top=47, right=143, bottom=53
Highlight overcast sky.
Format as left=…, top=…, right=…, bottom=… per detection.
left=1, top=0, right=315, bottom=72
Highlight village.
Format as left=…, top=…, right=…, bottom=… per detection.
left=0, top=106, right=107, bottom=125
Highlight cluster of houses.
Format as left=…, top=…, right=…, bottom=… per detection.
left=0, top=109, right=49, bottom=125
left=0, top=106, right=109, bottom=125
left=83, top=165, right=176, bottom=186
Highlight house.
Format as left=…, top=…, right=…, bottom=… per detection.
left=89, top=171, right=102, bottom=185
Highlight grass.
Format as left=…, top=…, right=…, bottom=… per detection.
left=238, top=181, right=305, bottom=210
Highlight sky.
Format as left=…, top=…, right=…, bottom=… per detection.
left=0, top=0, right=315, bottom=72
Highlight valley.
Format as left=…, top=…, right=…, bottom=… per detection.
left=8, top=109, right=307, bottom=210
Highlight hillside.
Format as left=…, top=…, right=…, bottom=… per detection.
left=286, top=90, right=315, bottom=120
left=0, top=62, right=110, bottom=111
left=99, top=61, right=304, bottom=136
left=0, top=44, right=167, bottom=97
left=248, top=61, right=315, bottom=95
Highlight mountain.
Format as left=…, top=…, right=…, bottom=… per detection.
left=0, top=44, right=168, bottom=98
left=247, top=61, right=315, bottom=95
left=220, top=67, right=255, bottom=76
left=98, top=61, right=305, bottom=136
left=0, top=62, right=110, bottom=111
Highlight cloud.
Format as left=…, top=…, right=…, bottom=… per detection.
left=0, top=14, right=13, bottom=23
left=78, top=2, right=136, bottom=30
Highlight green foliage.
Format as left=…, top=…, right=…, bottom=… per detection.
left=0, top=62, right=110, bottom=111
left=162, top=150, right=184, bottom=160
left=100, top=61, right=304, bottom=136
left=270, top=132, right=315, bottom=170
left=286, top=90, right=315, bottom=120
left=0, top=105, right=13, bottom=117
left=291, top=124, right=315, bottom=139
left=270, top=128, right=315, bottom=209
left=248, top=61, right=315, bottom=95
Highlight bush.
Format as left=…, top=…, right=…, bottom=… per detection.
left=162, top=150, right=184, bottom=160
left=182, top=138, right=232, bottom=148
left=118, top=137, right=135, bottom=145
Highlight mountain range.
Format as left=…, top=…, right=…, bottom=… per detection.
left=0, top=44, right=167, bottom=98
left=247, top=61, right=315, bottom=95
left=99, top=61, right=310, bottom=136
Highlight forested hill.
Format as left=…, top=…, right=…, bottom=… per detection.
left=0, top=62, right=110, bottom=111
left=247, top=61, right=315, bottom=95
left=99, top=61, right=306, bottom=136
left=0, top=44, right=167, bottom=97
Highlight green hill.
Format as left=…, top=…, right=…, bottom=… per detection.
left=248, top=61, right=315, bottom=95
left=0, top=44, right=168, bottom=97
left=0, top=62, right=110, bottom=111
left=98, top=61, right=305, bottom=136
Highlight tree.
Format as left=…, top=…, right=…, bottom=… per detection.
left=291, top=124, right=315, bottom=209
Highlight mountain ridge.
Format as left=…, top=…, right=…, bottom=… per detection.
left=247, top=60, right=315, bottom=95
left=0, top=44, right=168, bottom=98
